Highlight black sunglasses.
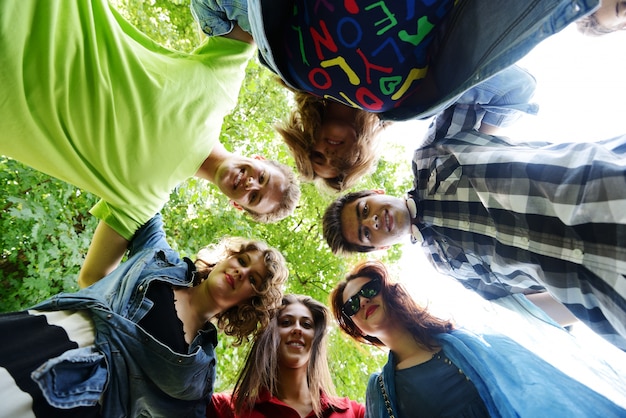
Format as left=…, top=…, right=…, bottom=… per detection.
left=342, top=279, right=381, bottom=317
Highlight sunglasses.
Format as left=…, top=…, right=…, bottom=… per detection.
left=342, top=279, right=381, bottom=317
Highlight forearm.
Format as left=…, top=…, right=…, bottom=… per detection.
left=78, top=221, right=129, bottom=288
left=526, top=292, right=578, bottom=327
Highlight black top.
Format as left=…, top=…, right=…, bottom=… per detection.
left=394, top=350, right=489, bottom=417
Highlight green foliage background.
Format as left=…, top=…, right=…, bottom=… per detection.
left=0, top=0, right=413, bottom=403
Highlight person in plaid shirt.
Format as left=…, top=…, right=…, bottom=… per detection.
left=323, top=66, right=626, bottom=351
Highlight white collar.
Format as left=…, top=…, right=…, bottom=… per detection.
left=405, top=196, right=423, bottom=243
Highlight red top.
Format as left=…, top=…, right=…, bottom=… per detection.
left=207, top=390, right=365, bottom=418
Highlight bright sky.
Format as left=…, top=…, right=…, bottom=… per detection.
left=376, top=23, right=626, bottom=404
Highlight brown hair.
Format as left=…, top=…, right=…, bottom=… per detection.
left=243, top=159, right=301, bottom=223
left=194, top=237, right=288, bottom=345
left=231, top=294, right=335, bottom=417
left=277, top=91, right=386, bottom=192
left=330, top=260, right=453, bottom=350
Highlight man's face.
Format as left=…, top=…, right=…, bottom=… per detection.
left=214, top=157, right=286, bottom=215
left=593, top=0, right=626, bottom=31
left=340, top=193, right=412, bottom=250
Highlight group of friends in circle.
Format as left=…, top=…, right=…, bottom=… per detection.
left=1, top=0, right=626, bottom=417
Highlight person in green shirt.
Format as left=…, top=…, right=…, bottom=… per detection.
left=0, top=1, right=300, bottom=287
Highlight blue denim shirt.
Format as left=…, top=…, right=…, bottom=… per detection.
left=246, top=0, right=599, bottom=121
left=367, top=317, right=624, bottom=417
left=31, top=214, right=218, bottom=418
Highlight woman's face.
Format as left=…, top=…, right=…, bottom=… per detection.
left=207, top=250, right=267, bottom=310
left=593, top=0, right=626, bottom=31
left=342, top=276, right=385, bottom=336
left=277, top=302, right=316, bottom=370
left=311, top=118, right=358, bottom=179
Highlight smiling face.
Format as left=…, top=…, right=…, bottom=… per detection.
left=311, top=118, right=358, bottom=179
left=207, top=250, right=267, bottom=311
left=214, top=157, right=287, bottom=215
left=277, top=302, right=316, bottom=370
left=311, top=102, right=360, bottom=180
left=342, top=276, right=386, bottom=337
left=340, top=192, right=412, bottom=250
left=593, top=0, right=626, bottom=31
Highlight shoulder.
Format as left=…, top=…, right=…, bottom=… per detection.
left=208, top=392, right=234, bottom=418
left=323, top=395, right=365, bottom=418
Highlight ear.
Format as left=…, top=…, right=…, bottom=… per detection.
left=372, top=189, right=385, bottom=195
left=253, top=155, right=266, bottom=161
left=230, top=200, right=244, bottom=211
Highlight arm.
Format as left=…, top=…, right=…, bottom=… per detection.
left=221, top=24, right=254, bottom=44
left=190, top=0, right=252, bottom=38
left=78, top=221, right=129, bottom=288
left=424, top=65, right=539, bottom=144
left=526, top=292, right=579, bottom=327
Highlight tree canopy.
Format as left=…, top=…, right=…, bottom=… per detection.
left=0, top=0, right=414, bottom=401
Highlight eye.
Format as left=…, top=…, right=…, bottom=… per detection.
left=259, top=171, right=265, bottom=185
left=362, top=203, right=369, bottom=217
left=302, top=320, right=314, bottom=329
left=311, top=151, right=325, bottom=165
left=249, top=191, right=258, bottom=205
left=279, top=317, right=292, bottom=327
left=237, top=256, right=247, bottom=267
left=363, top=228, right=371, bottom=241
left=249, top=274, right=259, bottom=287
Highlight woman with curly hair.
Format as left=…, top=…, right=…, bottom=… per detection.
left=330, top=260, right=624, bottom=417
left=0, top=213, right=288, bottom=418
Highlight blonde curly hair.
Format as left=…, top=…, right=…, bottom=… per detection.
left=193, top=237, right=288, bottom=345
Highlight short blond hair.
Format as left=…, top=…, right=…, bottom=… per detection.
left=243, top=159, right=300, bottom=223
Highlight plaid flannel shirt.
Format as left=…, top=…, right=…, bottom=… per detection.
left=410, top=100, right=626, bottom=350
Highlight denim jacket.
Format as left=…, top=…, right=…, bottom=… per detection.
left=247, top=0, right=599, bottom=121
left=31, top=214, right=217, bottom=418
left=367, top=326, right=624, bottom=417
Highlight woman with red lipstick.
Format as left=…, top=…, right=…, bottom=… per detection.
left=207, top=294, right=365, bottom=418
left=330, top=260, right=625, bottom=417
left=0, top=213, right=288, bottom=418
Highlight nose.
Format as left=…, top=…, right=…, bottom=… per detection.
left=234, top=268, right=248, bottom=282
left=365, top=214, right=379, bottom=230
left=291, top=323, right=303, bottom=335
left=245, top=176, right=259, bottom=190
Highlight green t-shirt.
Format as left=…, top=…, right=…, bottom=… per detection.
left=0, top=0, right=254, bottom=239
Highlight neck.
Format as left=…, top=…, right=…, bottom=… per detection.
left=276, top=366, right=312, bottom=406
left=196, top=142, right=228, bottom=181
left=377, top=324, right=436, bottom=370
left=173, top=285, right=220, bottom=344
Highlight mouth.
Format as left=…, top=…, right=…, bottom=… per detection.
left=325, top=138, right=342, bottom=146
left=365, top=305, right=378, bottom=319
left=286, top=340, right=305, bottom=348
left=384, top=210, right=393, bottom=232
left=225, top=273, right=235, bottom=289
left=233, top=169, right=244, bottom=190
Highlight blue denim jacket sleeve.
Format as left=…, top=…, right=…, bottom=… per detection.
left=454, top=65, right=539, bottom=128
left=191, top=0, right=251, bottom=36
left=31, top=347, right=107, bottom=409
left=126, top=212, right=170, bottom=258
